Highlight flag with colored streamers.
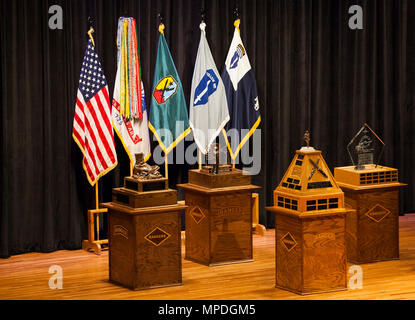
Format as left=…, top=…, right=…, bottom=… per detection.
left=112, top=17, right=151, bottom=165
left=118, top=17, right=142, bottom=121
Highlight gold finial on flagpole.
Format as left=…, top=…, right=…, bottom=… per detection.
left=158, top=23, right=165, bottom=35
left=234, top=19, right=241, bottom=34
left=234, top=5, right=240, bottom=34
left=87, top=27, right=95, bottom=47
left=158, top=13, right=165, bottom=35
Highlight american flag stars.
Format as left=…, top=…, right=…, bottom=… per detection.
left=78, top=40, right=107, bottom=101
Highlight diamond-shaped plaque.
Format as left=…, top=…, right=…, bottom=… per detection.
left=144, top=227, right=171, bottom=246
left=347, top=123, right=385, bottom=170
left=365, top=204, right=391, bottom=223
left=190, top=205, right=206, bottom=224
left=281, top=232, right=297, bottom=252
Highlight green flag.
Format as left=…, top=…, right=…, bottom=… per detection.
left=149, top=30, right=190, bottom=154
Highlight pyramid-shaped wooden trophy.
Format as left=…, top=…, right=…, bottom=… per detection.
left=177, top=143, right=260, bottom=266
left=334, top=124, right=406, bottom=263
left=102, top=153, right=187, bottom=290
left=266, top=131, right=351, bottom=295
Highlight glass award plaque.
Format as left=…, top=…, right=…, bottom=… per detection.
left=347, top=124, right=385, bottom=170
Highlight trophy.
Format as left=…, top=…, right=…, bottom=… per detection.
left=201, top=143, right=232, bottom=175
left=178, top=142, right=260, bottom=266
left=132, top=153, right=163, bottom=180
left=266, top=131, right=349, bottom=295
left=334, top=124, right=406, bottom=264
left=102, top=151, right=186, bottom=290
left=347, top=123, right=385, bottom=170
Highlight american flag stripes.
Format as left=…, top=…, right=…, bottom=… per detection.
left=72, top=39, right=117, bottom=185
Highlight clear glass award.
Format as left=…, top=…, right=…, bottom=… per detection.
left=347, top=123, right=385, bottom=170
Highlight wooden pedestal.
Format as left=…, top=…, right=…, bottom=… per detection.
left=266, top=207, right=349, bottom=295
left=178, top=169, right=260, bottom=266
left=334, top=165, right=407, bottom=264
left=103, top=176, right=187, bottom=290
left=102, top=202, right=187, bottom=290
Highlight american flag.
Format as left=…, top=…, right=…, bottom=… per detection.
left=72, top=39, right=117, bottom=185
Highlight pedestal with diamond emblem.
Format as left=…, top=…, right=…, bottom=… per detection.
left=177, top=169, right=260, bottom=266
left=266, top=207, right=349, bottom=295
left=334, top=165, right=407, bottom=263
left=266, top=147, right=351, bottom=295
left=102, top=176, right=187, bottom=290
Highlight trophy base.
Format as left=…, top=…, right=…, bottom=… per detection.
left=200, top=164, right=232, bottom=174
left=112, top=176, right=174, bottom=208
left=334, top=164, right=401, bottom=188
left=124, top=176, right=168, bottom=192
left=188, top=168, right=251, bottom=189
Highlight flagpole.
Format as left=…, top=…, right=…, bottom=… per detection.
left=88, top=24, right=100, bottom=241
left=233, top=15, right=240, bottom=169
left=95, top=181, right=100, bottom=241
left=165, top=153, right=168, bottom=179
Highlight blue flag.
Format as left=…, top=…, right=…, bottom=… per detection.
left=221, top=23, right=261, bottom=160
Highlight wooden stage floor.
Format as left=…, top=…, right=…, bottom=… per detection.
left=1, top=214, right=415, bottom=300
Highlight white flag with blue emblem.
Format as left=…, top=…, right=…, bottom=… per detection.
left=221, top=20, right=261, bottom=161
left=190, top=22, right=230, bottom=154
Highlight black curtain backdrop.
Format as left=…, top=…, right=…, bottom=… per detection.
left=1, top=0, right=414, bottom=258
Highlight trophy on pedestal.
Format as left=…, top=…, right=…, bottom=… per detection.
left=334, top=124, right=406, bottom=263
left=102, top=153, right=186, bottom=290
left=102, top=19, right=190, bottom=291
left=178, top=144, right=260, bottom=266
left=266, top=132, right=351, bottom=295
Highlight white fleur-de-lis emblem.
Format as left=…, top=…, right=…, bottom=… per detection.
left=253, top=97, right=259, bottom=111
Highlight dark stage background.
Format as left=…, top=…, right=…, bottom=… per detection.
left=1, top=0, right=414, bottom=258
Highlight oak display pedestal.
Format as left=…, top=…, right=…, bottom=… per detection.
left=177, top=169, right=260, bottom=266
left=334, top=165, right=407, bottom=264
left=267, top=147, right=350, bottom=295
left=267, top=207, right=349, bottom=295
left=102, top=177, right=187, bottom=291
